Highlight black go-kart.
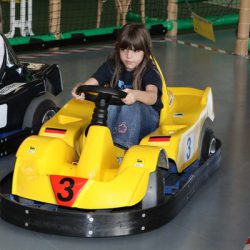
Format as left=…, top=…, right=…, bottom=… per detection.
left=0, top=33, right=63, bottom=157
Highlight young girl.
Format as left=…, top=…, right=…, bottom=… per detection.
left=72, top=23, right=163, bottom=148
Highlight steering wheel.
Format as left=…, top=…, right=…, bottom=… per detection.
left=76, top=85, right=127, bottom=126
left=76, top=85, right=127, bottom=105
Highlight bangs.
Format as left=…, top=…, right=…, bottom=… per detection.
left=119, top=35, right=144, bottom=51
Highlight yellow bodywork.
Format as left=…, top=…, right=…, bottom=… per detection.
left=12, top=61, right=214, bottom=209
left=141, top=86, right=214, bottom=172
left=12, top=123, right=163, bottom=209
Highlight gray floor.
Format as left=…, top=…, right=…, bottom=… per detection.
left=1, top=29, right=250, bottom=250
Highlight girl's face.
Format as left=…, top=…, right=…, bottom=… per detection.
left=119, top=48, right=144, bottom=71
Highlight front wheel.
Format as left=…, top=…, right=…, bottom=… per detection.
left=31, top=99, right=58, bottom=133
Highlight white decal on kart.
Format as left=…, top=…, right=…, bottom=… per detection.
left=0, top=104, right=7, bottom=128
left=0, top=82, right=26, bottom=95
left=26, top=63, right=44, bottom=70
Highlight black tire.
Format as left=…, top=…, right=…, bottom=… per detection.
left=200, top=128, right=216, bottom=164
left=32, top=99, right=58, bottom=133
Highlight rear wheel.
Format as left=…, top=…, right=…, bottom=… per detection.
left=200, top=128, right=216, bottom=164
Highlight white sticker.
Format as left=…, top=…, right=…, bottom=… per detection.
left=168, top=91, right=174, bottom=106
left=0, top=82, right=26, bottom=95
left=184, top=133, right=194, bottom=162
left=27, top=146, right=36, bottom=154
left=134, top=159, right=144, bottom=167
left=0, top=104, right=7, bottom=128
left=26, top=63, right=44, bottom=70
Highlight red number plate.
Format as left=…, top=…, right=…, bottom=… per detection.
left=50, top=175, right=88, bottom=207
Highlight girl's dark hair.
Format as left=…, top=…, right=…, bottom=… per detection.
left=109, top=23, right=153, bottom=89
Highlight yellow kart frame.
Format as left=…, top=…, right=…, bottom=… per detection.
left=0, top=60, right=221, bottom=237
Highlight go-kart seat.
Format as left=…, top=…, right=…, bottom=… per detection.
left=151, top=57, right=169, bottom=126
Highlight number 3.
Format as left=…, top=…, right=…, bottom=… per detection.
left=186, top=137, right=191, bottom=160
left=57, top=177, right=75, bottom=202
left=184, top=133, right=194, bottom=162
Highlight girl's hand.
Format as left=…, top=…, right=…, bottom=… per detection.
left=122, top=85, right=157, bottom=105
left=72, top=84, right=85, bottom=101
left=72, top=78, right=99, bottom=101
left=122, top=88, right=137, bottom=105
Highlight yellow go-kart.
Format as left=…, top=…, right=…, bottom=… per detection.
left=0, top=61, right=221, bottom=237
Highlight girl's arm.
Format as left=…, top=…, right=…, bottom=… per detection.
left=122, top=84, right=157, bottom=105
left=72, top=77, right=99, bottom=100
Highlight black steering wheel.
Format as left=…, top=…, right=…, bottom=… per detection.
left=76, top=85, right=127, bottom=126
left=76, top=85, right=127, bottom=105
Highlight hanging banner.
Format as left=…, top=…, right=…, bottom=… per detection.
left=192, top=12, right=215, bottom=42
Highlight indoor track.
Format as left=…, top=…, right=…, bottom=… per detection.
left=1, top=29, right=250, bottom=250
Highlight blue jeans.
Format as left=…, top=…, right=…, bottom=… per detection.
left=107, top=103, right=159, bottom=148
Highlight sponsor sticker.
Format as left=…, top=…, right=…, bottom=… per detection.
left=45, top=128, right=67, bottom=134
left=0, top=82, right=26, bottom=95
left=148, top=136, right=171, bottom=142
left=27, top=146, right=36, bottom=154
left=134, top=159, right=144, bottom=167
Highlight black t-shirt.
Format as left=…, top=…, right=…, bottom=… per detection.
left=92, top=59, right=163, bottom=113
